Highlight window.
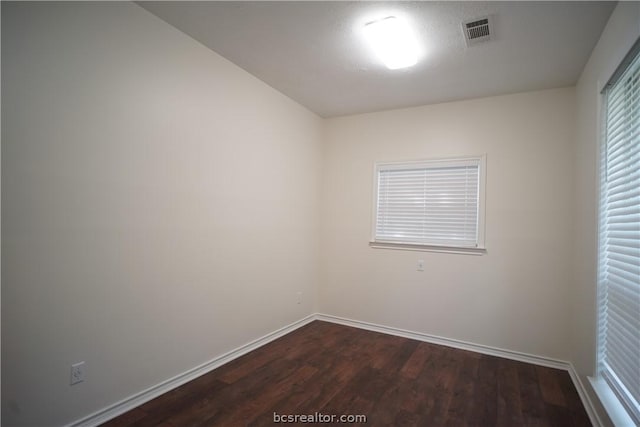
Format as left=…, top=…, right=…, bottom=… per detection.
left=597, top=42, right=640, bottom=425
left=371, top=156, right=486, bottom=254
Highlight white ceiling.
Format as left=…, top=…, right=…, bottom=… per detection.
left=140, top=1, right=615, bottom=118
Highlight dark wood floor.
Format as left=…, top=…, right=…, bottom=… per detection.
left=102, top=321, right=591, bottom=426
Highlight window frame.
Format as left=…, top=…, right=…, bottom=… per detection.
left=593, top=36, right=640, bottom=427
left=369, top=155, right=487, bottom=255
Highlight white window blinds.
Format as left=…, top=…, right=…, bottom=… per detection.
left=598, top=43, right=640, bottom=424
left=373, top=157, right=484, bottom=249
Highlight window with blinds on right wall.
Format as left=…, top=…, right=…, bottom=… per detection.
left=596, top=39, right=640, bottom=425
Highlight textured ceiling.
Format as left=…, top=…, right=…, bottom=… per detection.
left=140, top=1, right=615, bottom=118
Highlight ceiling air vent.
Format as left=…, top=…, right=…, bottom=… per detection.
left=463, top=16, right=492, bottom=46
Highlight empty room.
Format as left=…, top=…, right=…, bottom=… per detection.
left=2, top=1, right=639, bottom=426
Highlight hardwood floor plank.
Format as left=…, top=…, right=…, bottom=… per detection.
left=102, top=321, right=591, bottom=427
left=138, top=368, right=225, bottom=412
left=256, top=372, right=333, bottom=424
left=165, top=357, right=297, bottom=426
left=496, top=358, right=525, bottom=427
left=137, top=379, right=228, bottom=427
left=400, top=341, right=432, bottom=379
left=399, top=344, right=445, bottom=417
left=322, top=366, right=388, bottom=414
left=382, top=339, right=419, bottom=374
left=545, top=403, right=575, bottom=427
left=216, top=327, right=314, bottom=384
left=394, top=408, right=420, bottom=427
left=99, top=408, right=146, bottom=427
left=422, top=345, right=462, bottom=425
left=293, top=358, right=360, bottom=413
left=369, top=379, right=410, bottom=426
left=212, top=364, right=318, bottom=426
left=536, top=365, right=567, bottom=407
left=444, top=351, right=479, bottom=426
left=467, top=355, right=499, bottom=426
left=517, top=362, right=549, bottom=426
left=368, top=333, right=408, bottom=370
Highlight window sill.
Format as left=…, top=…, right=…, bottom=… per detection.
left=369, top=241, right=486, bottom=255
left=589, top=376, right=638, bottom=427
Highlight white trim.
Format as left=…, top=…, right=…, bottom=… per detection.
left=369, top=241, right=487, bottom=255
left=67, top=314, right=316, bottom=427
left=568, top=367, right=606, bottom=427
left=316, top=313, right=567, bottom=369
left=590, top=376, right=637, bottom=427
left=477, top=154, right=487, bottom=249
left=375, top=156, right=482, bottom=170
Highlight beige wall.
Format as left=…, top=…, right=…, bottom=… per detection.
left=571, top=3, right=640, bottom=425
left=1, top=3, right=321, bottom=426
left=320, top=87, right=576, bottom=361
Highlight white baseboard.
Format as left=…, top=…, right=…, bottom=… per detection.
left=316, top=313, right=603, bottom=427
left=568, top=366, right=605, bottom=427
left=316, top=313, right=569, bottom=369
left=68, top=312, right=604, bottom=427
left=68, top=314, right=316, bottom=427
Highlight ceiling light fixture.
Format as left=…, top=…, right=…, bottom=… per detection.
left=362, top=16, right=421, bottom=70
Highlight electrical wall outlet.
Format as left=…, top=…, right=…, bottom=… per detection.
left=417, top=260, right=425, bottom=271
left=70, top=361, right=85, bottom=385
